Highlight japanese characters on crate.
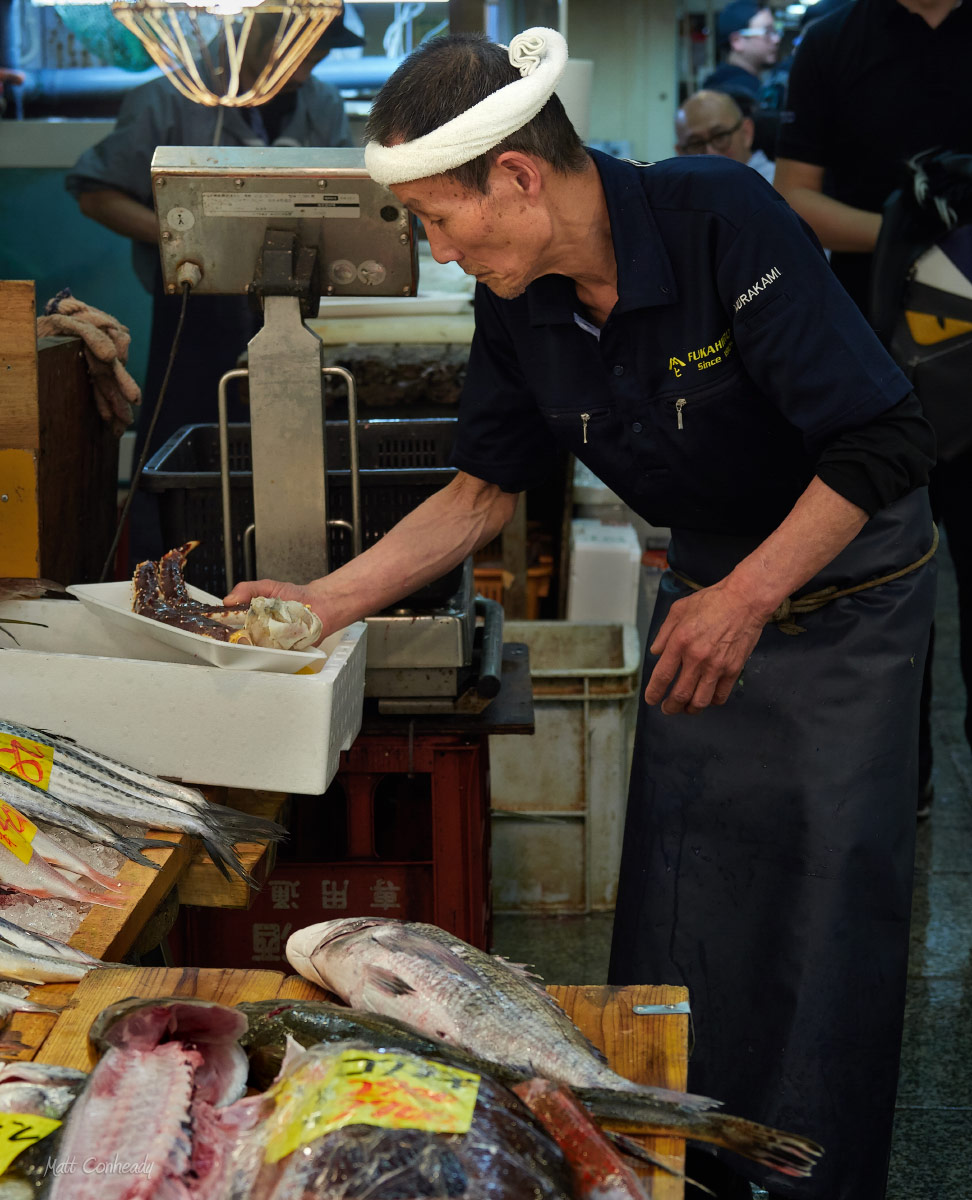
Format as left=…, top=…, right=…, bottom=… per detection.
left=0, top=921, right=823, bottom=1197
left=0, top=718, right=284, bottom=1034
left=203, top=866, right=426, bottom=969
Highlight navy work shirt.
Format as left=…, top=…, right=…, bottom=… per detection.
left=451, top=149, right=912, bottom=537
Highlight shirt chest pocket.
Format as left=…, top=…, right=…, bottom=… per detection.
left=638, top=365, right=805, bottom=497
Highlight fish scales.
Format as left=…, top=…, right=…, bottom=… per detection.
left=286, top=919, right=688, bottom=1103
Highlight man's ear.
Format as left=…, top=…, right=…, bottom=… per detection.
left=492, top=151, right=544, bottom=198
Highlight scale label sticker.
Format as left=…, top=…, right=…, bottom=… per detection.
left=0, top=800, right=38, bottom=864
left=0, top=732, right=54, bottom=791
left=0, top=1114, right=62, bottom=1174
left=202, top=191, right=361, bottom=218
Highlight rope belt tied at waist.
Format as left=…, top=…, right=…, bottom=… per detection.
left=671, top=524, right=939, bottom=636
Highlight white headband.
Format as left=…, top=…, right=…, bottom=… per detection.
left=364, top=27, right=569, bottom=187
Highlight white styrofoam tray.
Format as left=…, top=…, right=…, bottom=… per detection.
left=67, top=580, right=329, bottom=673
left=0, top=599, right=367, bottom=793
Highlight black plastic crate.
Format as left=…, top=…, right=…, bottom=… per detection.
left=142, top=420, right=457, bottom=593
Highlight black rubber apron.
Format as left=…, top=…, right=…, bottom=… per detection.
left=608, top=488, right=936, bottom=1200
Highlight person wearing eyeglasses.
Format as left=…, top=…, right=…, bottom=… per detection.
left=675, top=89, right=775, bottom=183
left=702, top=0, right=783, bottom=102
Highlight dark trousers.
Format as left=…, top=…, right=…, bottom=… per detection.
left=918, top=445, right=972, bottom=785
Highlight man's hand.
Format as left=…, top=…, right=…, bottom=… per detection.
left=645, top=579, right=771, bottom=715
left=225, top=577, right=323, bottom=619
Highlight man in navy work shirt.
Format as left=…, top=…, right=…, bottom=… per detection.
left=228, top=28, right=936, bottom=1200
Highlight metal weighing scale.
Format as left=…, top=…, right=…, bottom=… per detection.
left=150, top=146, right=502, bottom=712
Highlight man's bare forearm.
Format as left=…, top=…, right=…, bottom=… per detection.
left=646, top=478, right=869, bottom=714
left=79, top=188, right=159, bottom=245
left=227, top=471, right=519, bottom=635
left=721, top=477, right=870, bottom=619
left=774, top=160, right=882, bottom=253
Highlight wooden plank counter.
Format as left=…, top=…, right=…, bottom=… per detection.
left=16, top=967, right=689, bottom=1198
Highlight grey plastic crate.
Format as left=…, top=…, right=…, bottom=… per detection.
left=142, top=419, right=457, bottom=593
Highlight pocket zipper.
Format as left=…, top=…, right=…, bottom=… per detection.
left=581, top=412, right=591, bottom=444
left=675, top=398, right=686, bottom=430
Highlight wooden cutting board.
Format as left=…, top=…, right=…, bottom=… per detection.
left=33, top=967, right=688, bottom=1198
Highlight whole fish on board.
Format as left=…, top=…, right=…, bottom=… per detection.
left=0, top=1078, right=83, bottom=1118
left=238, top=1000, right=682, bottom=1189
left=47, top=996, right=249, bottom=1199
left=197, top=1038, right=577, bottom=1200
left=0, top=719, right=287, bottom=885
left=286, top=919, right=823, bottom=1181
left=514, top=1078, right=655, bottom=1200
left=0, top=755, right=178, bottom=872
left=0, top=838, right=124, bottom=908
left=0, top=991, right=60, bottom=1020
left=0, top=941, right=95, bottom=985
left=18, top=823, right=127, bottom=895
left=237, top=996, right=540, bottom=1092
left=0, top=914, right=109, bottom=968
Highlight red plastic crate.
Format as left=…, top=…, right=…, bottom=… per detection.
left=178, top=732, right=492, bottom=967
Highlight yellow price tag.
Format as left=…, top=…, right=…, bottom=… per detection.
left=0, top=733, right=55, bottom=792
left=265, top=1049, right=480, bottom=1164
left=0, top=1113, right=61, bottom=1175
left=0, top=800, right=38, bottom=865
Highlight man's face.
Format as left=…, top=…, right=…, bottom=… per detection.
left=731, top=8, right=781, bottom=71
left=675, top=94, right=753, bottom=163
left=391, top=167, right=547, bottom=300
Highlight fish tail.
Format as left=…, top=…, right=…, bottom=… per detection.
left=200, top=836, right=258, bottom=889
left=696, top=1113, right=823, bottom=1179
left=74, top=885, right=128, bottom=909
left=581, top=1092, right=822, bottom=1180
left=204, top=811, right=289, bottom=843
left=76, top=865, right=130, bottom=892
left=114, top=838, right=167, bottom=870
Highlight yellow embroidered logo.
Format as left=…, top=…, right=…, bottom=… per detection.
left=668, top=329, right=733, bottom=376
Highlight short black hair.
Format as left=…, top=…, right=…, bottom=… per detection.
left=365, top=32, right=588, bottom=193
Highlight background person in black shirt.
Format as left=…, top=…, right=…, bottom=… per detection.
left=775, top=0, right=972, bottom=818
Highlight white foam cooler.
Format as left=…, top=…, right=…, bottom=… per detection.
left=0, top=598, right=367, bottom=793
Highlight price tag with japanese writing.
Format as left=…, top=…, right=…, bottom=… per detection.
left=0, top=801, right=37, bottom=865
left=0, top=733, right=54, bottom=791
left=0, top=1113, right=61, bottom=1175
left=265, top=1048, right=481, bottom=1163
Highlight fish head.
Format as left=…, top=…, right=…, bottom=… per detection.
left=90, top=996, right=250, bottom=1107
left=285, top=917, right=399, bottom=992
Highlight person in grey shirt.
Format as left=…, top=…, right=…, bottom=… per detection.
left=66, top=11, right=359, bottom=564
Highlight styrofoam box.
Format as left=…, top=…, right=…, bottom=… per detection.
left=567, top=519, right=642, bottom=626
left=0, top=599, right=367, bottom=793
left=572, top=460, right=670, bottom=548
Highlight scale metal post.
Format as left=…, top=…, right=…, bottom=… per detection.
left=150, top=145, right=417, bottom=584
